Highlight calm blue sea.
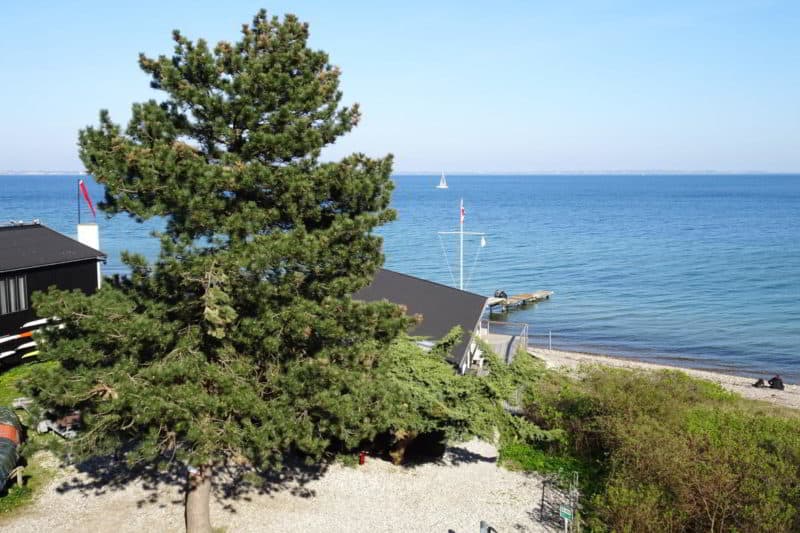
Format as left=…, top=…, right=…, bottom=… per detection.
left=2, top=174, right=799, bottom=381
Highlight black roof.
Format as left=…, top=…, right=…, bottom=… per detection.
left=0, top=223, right=106, bottom=274
left=354, top=269, right=487, bottom=364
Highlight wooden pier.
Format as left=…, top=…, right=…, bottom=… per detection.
left=487, top=290, right=553, bottom=313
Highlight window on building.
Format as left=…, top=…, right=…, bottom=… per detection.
left=0, top=274, right=28, bottom=315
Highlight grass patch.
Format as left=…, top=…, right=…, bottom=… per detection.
left=500, top=442, right=581, bottom=475
left=500, top=440, right=605, bottom=498
left=0, top=362, right=60, bottom=516
left=0, top=451, right=56, bottom=516
left=0, top=364, right=42, bottom=406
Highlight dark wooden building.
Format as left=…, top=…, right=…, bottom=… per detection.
left=0, top=223, right=105, bottom=364
left=354, top=268, right=488, bottom=373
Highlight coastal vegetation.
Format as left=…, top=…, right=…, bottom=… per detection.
left=511, top=364, right=800, bottom=532
left=2, top=7, right=797, bottom=533
left=5, top=342, right=800, bottom=532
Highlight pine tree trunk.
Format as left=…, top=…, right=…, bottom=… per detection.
left=185, top=465, right=212, bottom=533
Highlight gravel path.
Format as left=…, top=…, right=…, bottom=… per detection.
left=1, top=440, right=565, bottom=533
left=530, top=347, right=800, bottom=410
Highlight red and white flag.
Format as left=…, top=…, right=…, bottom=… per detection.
left=79, top=179, right=96, bottom=218
left=460, top=203, right=466, bottom=225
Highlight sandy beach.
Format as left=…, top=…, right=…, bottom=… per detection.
left=529, top=347, right=800, bottom=411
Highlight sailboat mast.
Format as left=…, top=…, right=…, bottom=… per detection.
left=459, top=198, right=464, bottom=290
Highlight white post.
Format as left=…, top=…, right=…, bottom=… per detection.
left=77, top=223, right=101, bottom=289
left=459, top=198, right=464, bottom=290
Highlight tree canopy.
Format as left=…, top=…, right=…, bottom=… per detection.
left=22, top=10, right=550, bottom=532
left=29, top=9, right=413, bottom=471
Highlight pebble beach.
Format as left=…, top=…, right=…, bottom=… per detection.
left=529, top=347, right=800, bottom=411
left=0, top=440, right=564, bottom=533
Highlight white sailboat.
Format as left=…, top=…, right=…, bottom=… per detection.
left=436, top=171, right=448, bottom=189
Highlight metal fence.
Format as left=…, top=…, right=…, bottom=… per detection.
left=479, top=319, right=528, bottom=364
left=527, top=330, right=592, bottom=354
left=528, top=331, right=556, bottom=351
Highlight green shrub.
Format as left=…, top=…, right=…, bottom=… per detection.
left=523, top=366, right=800, bottom=533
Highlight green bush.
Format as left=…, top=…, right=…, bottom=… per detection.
left=523, top=366, right=800, bottom=533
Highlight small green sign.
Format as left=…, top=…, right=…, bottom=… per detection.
left=559, top=506, right=573, bottom=520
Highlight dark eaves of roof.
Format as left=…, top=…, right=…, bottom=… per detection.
left=353, top=268, right=488, bottom=365
left=0, top=223, right=106, bottom=274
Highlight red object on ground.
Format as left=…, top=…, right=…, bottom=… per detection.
left=359, top=451, right=366, bottom=465
left=0, top=424, right=20, bottom=445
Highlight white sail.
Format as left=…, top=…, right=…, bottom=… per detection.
left=436, top=171, right=448, bottom=189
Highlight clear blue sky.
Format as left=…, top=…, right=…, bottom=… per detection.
left=1, top=1, right=798, bottom=173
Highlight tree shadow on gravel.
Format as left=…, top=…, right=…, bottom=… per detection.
left=54, top=452, right=330, bottom=513
left=367, top=430, right=497, bottom=468
left=439, top=444, right=496, bottom=466
left=52, top=437, right=510, bottom=516
left=401, top=443, right=499, bottom=469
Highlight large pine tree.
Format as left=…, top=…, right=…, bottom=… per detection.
left=27, top=11, right=416, bottom=532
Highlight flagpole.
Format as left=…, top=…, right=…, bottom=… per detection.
left=439, top=200, right=484, bottom=291
left=459, top=198, right=464, bottom=290
left=77, top=179, right=81, bottom=224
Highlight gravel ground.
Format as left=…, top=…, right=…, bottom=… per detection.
left=530, top=347, right=800, bottom=410
left=0, top=440, right=567, bottom=533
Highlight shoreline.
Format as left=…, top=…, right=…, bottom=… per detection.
left=528, top=347, right=800, bottom=411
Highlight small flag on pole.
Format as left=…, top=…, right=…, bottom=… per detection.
left=460, top=204, right=465, bottom=224
left=79, top=179, right=96, bottom=218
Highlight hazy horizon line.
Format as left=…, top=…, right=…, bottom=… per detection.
left=2, top=169, right=799, bottom=176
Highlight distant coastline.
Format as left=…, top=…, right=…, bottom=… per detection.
left=3, top=170, right=799, bottom=176
left=0, top=170, right=87, bottom=176
left=392, top=170, right=800, bottom=176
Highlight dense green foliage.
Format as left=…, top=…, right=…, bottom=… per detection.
left=361, top=336, right=558, bottom=449
left=523, top=366, right=800, bottom=533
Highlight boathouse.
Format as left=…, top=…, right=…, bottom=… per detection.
left=0, top=222, right=105, bottom=364
left=354, top=269, right=489, bottom=373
